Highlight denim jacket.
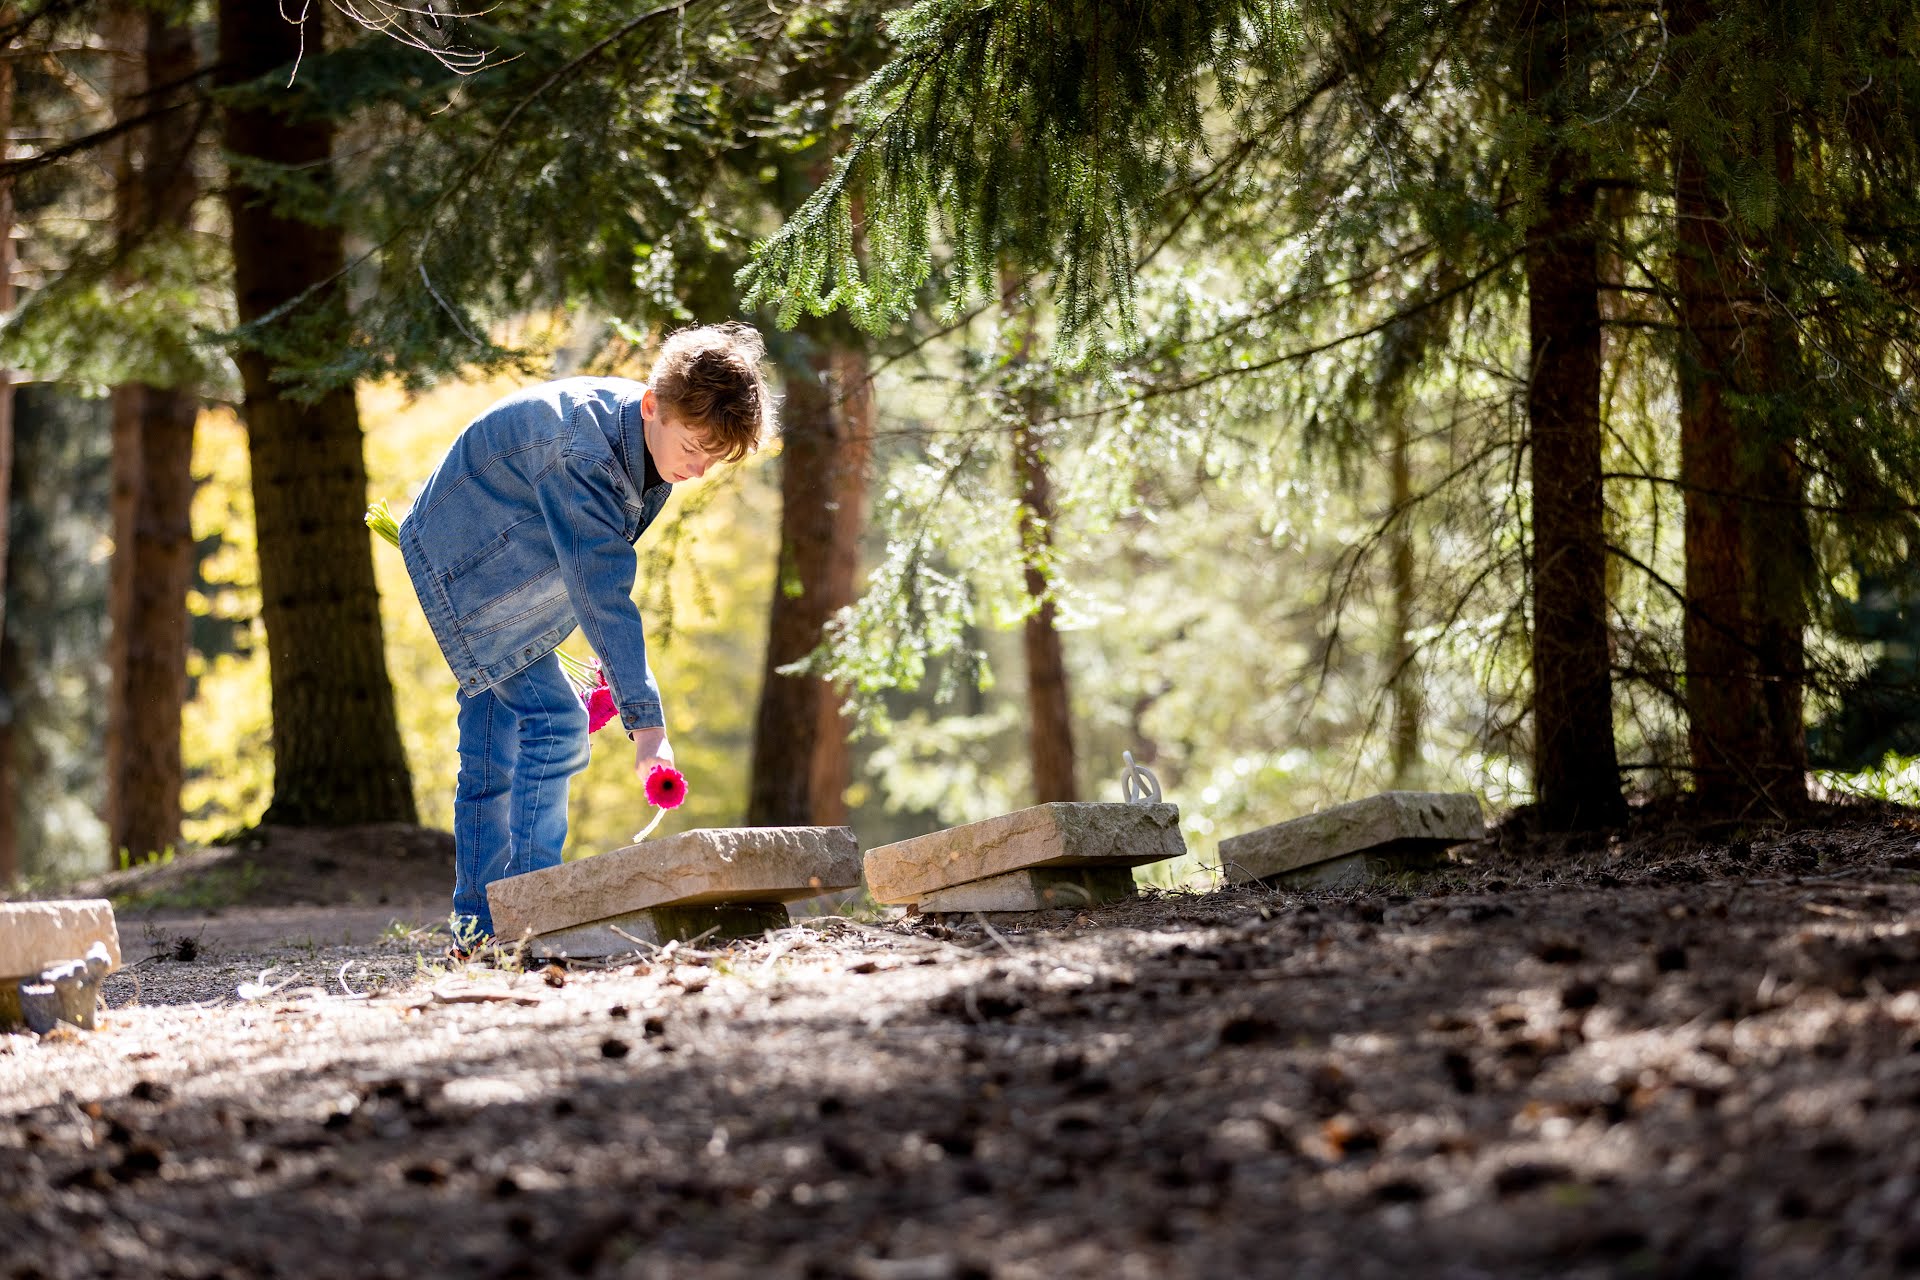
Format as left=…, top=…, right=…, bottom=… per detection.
left=398, top=377, right=673, bottom=731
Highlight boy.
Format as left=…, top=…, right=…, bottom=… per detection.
left=397, top=323, right=775, bottom=948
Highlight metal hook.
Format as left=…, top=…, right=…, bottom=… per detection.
left=1121, top=750, right=1162, bottom=805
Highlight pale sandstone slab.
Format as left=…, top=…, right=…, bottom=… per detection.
left=0, top=900, right=122, bottom=977
left=488, top=826, right=859, bottom=943
left=1220, top=791, right=1484, bottom=886
left=528, top=902, right=790, bottom=960
left=865, top=803, right=1183, bottom=906
left=918, top=866, right=1138, bottom=914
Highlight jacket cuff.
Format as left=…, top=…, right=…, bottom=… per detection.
left=621, top=705, right=665, bottom=734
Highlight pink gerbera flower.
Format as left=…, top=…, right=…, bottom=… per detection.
left=645, top=765, right=687, bottom=810
left=585, top=681, right=618, bottom=733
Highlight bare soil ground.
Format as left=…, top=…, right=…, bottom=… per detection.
left=6, top=805, right=1920, bottom=1279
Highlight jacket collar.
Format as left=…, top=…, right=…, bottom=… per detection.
left=616, top=383, right=652, bottom=497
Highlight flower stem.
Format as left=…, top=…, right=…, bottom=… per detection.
left=631, top=807, right=667, bottom=844
left=365, top=499, right=401, bottom=548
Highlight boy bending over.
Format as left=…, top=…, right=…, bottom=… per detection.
left=398, top=323, right=775, bottom=947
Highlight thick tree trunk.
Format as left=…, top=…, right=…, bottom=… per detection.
left=1673, top=0, right=1808, bottom=818
left=1000, top=269, right=1078, bottom=804
left=105, top=4, right=200, bottom=861
left=808, top=345, right=872, bottom=826
left=1387, top=409, right=1422, bottom=790
left=0, top=14, right=15, bottom=886
left=1523, top=0, right=1625, bottom=830
left=1675, top=130, right=1757, bottom=813
left=1674, top=131, right=1741, bottom=784
left=748, top=329, right=870, bottom=826
left=1749, top=128, right=1808, bottom=811
left=1014, top=421, right=1077, bottom=803
left=219, top=0, right=414, bottom=825
left=105, top=382, right=197, bottom=858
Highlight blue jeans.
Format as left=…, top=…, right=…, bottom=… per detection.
left=451, top=652, right=590, bottom=940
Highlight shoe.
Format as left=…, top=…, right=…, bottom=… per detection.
left=445, top=940, right=519, bottom=968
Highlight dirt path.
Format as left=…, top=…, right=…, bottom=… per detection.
left=6, top=812, right=1920, bottom=1278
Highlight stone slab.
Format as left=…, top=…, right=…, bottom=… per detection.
left=918, top=866, right=1139, bottom=914
left=1220, top=791, right=1484, bottom=886
left=865, top=802, right=1183, bottom=906
left=488, top=826, right=860, bottom=943
left=0, top=939, right=116, bottom=1032
left=0, top=900, right=122, bottom=977
left=527, top=901, right=791, bottom=960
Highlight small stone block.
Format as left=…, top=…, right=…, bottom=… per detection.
left=918, top=866, right=1139, bottom=914
left=865, top=802, right=1183, bottom=906
left=0, top=900, right=122, bottom=976
left=1, top=938, right=117, bottom=1032
left=528, top=902, right=791, bottom=960
left=489, top=826, right=860, bottom=943
left=1220, top=791, right=1484, bottom=886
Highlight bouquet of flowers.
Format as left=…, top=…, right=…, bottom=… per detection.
left=555, top=650, right=619, bottom=732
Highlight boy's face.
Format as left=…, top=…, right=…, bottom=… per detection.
left=640, top=387, right=724, bottom=484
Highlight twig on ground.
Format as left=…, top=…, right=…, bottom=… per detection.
left=337, top=960, right=374, bottom=999
left=411, top=987, right=543, bottom=1009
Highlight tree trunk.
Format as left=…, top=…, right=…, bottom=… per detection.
left=1749, top=126, right=1808, bottom=812
left=105, top=3, right=200, bottom=861
left=1673, top=0, right=1808, bottom=818
left=1522, top=0, right=1625, bottom=830
left=218, top=0, right=414, bottom=825
left=1014, top=421, right=1077, bottom=803
left=807, top=345, right=872, bottom=826
left=1675, top=116, right=1756, bottom=813
left=1000, top=269, right=1078, bottom=804
left=748, top=328, right=870, bottom=827
left=0, top=9, right=15, bottom=886
left=1387, top=409, right=1422, bottom=790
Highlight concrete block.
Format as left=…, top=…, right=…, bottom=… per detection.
left=918, top=866, right=1138, bottom=914
left=0, top=900, right=122, bottom=977
left=1, top=943, right=114, bottom=1032
left=2, top=900, right=121, bottom=1030
left=528, top=902, right=791, bottom=960
left=488, top=826, right=859, bottom=944
left=865, top=802, right=1183, bottom=906
left=1220, top=791, right=1484, bottom=887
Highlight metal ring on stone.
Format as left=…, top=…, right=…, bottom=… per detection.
left=1121, top=750, right=1162, bottom=805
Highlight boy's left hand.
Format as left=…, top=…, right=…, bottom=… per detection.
left=630, top=725, right=674, bottom=778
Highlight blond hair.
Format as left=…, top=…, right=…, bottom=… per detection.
left=650, top=322, right=776, bottom=463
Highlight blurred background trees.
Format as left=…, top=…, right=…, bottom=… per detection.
left=2, top=0, right=1918, bottom=889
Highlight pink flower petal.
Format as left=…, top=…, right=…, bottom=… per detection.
left=645, top=765, right=687, bottom=810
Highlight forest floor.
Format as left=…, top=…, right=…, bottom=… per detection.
left=6, top=805, right=1920, bottom=1279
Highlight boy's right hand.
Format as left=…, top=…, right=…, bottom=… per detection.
left=630, top=726, right=674, bottom=778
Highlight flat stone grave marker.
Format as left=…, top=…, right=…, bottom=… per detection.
left=488, top=826, right=860, bottom=959
left=1, top=899, right=123, bottom=1032
left=865, top=802, right=1185, bottom=913
left=1220, top=791, right=1484, bottom=889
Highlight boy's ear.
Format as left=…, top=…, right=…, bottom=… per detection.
left=640, top=386, right=657, bottom=420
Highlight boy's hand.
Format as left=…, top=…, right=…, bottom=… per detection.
left=630, top=726, right=674, bottom=778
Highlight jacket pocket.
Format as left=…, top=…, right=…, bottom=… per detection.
left=460, top=570, right=568, bottom=640
left=441, top=514, right=539, bottom=581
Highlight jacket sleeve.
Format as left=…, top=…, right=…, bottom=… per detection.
left=533, top=443, right=665, bottom=733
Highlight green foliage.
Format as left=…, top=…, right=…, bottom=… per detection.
left=1, top=232, right=234, bottom=395
left=741, top=0, right=1304, bottom=357
left=1814, top=755, right=1920, bottom=810
left=231, top=0, right=857, bottom=392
